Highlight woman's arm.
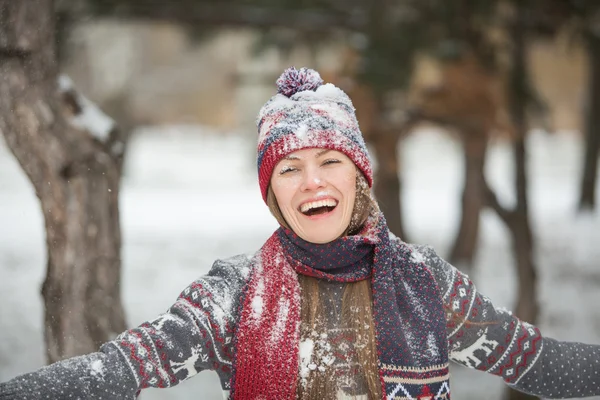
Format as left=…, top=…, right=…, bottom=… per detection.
left=411, top=244, right=600, bottom=399
left=0, top=254, right=251, bottom=399
left=0, top=348, right=138, bottom=399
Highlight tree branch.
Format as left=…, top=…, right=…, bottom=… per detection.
left=0, top=47, right=30, bottom=58
left=88, top=1, right=366, bottom=32
left=482, top=179, right=513, bottom=225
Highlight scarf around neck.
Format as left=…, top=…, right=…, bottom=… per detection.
left=230, top=213, right=451, bottom=399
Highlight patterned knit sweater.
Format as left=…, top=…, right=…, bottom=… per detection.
left=2, top=245, right=600, bottom=399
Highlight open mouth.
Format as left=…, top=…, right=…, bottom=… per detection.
left=299, top=199, right=338, bottom=217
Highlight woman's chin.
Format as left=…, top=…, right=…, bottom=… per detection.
left=296, top=227, right=345, bottom=244
left=287, top=209, right=352, bottom=243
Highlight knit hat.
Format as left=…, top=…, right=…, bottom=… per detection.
left=256, top=67, right=373, bottom=202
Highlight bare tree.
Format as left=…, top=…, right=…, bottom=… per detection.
left=87, top=0, right=417, bottom=238
left=497, top=3, right=539, bottom=399
left=362, top=0, right=409, bottom=239
left=0, top=0, right=126, bottom=363
left=579, top=26, right=600, bottom=211
left=529, top=0, right=600, bottom=211
left=409, top=53, right=502, bottom=271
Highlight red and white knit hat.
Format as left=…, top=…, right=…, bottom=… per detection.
left=256, top=67, right=373, bottom=202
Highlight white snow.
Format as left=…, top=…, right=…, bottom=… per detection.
left=58, top=75, right=115, bottom=142
left=427, top=332, right=440, bottom=359
left=89, top=359, right=105, bottom=378
left=299, top=338, right=315, bottom=380
left=309, top=103, right=352, bottom=125
left=250, top=296, right=264, bottom=320
left=0, top=125, right=599, bottom=400
left=270, top=298, right=290, bottom=344
left=257, top=94, right=295, bottom=120
left=410, top=248, right=425, bottom=264
left=250, top=279, right=265, bottom=323
left=313, top=83, right=348, bottom=102
left=294, top=123, right=308, bottom=140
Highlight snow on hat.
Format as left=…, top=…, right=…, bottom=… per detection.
left=256, top=66, right=373, bottom=202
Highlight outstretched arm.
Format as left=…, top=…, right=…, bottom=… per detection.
left=0, top=255, right=251, bottom=399
left=412, top=244, right=600, bottom=399
left=0, top=337, right=139, bottom=399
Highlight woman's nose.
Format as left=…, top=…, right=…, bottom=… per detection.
left=300, top=167, right=325, bottom=192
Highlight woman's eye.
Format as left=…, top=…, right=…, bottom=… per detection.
left=279, top=166, right=297, bottom=175
left=322, top=159, right=341, bottom=166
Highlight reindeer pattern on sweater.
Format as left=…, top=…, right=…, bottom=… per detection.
left=2, top=245, right=600, bottom=399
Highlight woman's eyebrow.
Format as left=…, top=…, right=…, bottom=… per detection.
left=316, top=149, right=331, bottom=158
left=283, top=155, right=300, bottom=161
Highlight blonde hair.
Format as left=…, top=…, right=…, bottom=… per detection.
left=296, top=276, right=382, bottom=399
left=266, top=172, right=486, bottom=398
left=267, top=171, right=383, bottom=399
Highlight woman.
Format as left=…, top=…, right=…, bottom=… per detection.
left=1, top=67, right=599, bottom=400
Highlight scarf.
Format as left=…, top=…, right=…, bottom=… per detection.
left=230, top=214, right=450, bottom=399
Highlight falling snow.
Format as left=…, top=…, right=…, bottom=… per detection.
left=1, top=127, right=599, bottom=400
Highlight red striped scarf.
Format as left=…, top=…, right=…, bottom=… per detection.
left=230, top=214, right=450, bottom=399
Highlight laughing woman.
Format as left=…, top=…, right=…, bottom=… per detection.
left=2, top=67, right=600, bottom=400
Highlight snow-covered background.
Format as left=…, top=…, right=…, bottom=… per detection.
left=1, top=126, right=599, bottom=399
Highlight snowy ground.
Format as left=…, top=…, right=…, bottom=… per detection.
left=1, top=126, right=599, bottom=400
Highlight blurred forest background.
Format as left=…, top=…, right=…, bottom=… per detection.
left=1, top=0, right=599, bottom=399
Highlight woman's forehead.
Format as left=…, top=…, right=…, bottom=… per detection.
left=283, top=148, right=348, bottom=160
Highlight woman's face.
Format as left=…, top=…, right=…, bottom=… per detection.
left=270, top=148, right=357, bottom=244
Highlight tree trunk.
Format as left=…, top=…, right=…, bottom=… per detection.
left=449, top=132, right=487, bottom=271
left=362, top=0, right=406, bottom=239
left=506, top=2, right=539, bottom=328
left=502, top=139, right=539, bottom=400
left=510, top=139, right=538, bottom=324
left=578, top=31, right=600, bottom=211
left=0, top=0, right=127, bottom=363
left=504, top=5, right=539, bottom=400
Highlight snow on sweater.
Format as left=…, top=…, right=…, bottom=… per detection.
left=2, top=246, right=600, bottom=399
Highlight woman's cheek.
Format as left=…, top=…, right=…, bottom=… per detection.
left=346, top=171, right=356, bottom=183
left=339, top=168, right=357, bottom=184
left=272, top=175, right=300, bottom=191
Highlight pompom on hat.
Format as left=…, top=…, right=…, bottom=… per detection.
left=256, top=66, right=373, bottom=202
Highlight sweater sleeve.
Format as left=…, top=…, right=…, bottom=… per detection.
left=410, top=244, right=600, bottom=399
left=0, top=254, right=251, bottom=400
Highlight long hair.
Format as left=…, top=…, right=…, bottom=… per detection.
left=295, top=276, right=382, bottom=399
left=267, top=171, right=383, bottom=399
left=266, top=170, right=489, bottom=398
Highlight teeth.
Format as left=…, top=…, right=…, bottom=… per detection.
left=300, top=199, right=337, bottom=213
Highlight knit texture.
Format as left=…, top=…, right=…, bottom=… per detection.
left=230, top=213, right=450, bottom=399
left=3, top=247, right=600, bottom=399
left=256, top=67, right=373, bottom=202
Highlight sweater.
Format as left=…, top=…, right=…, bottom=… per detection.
left=1, top=244, right=600, bottom=399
